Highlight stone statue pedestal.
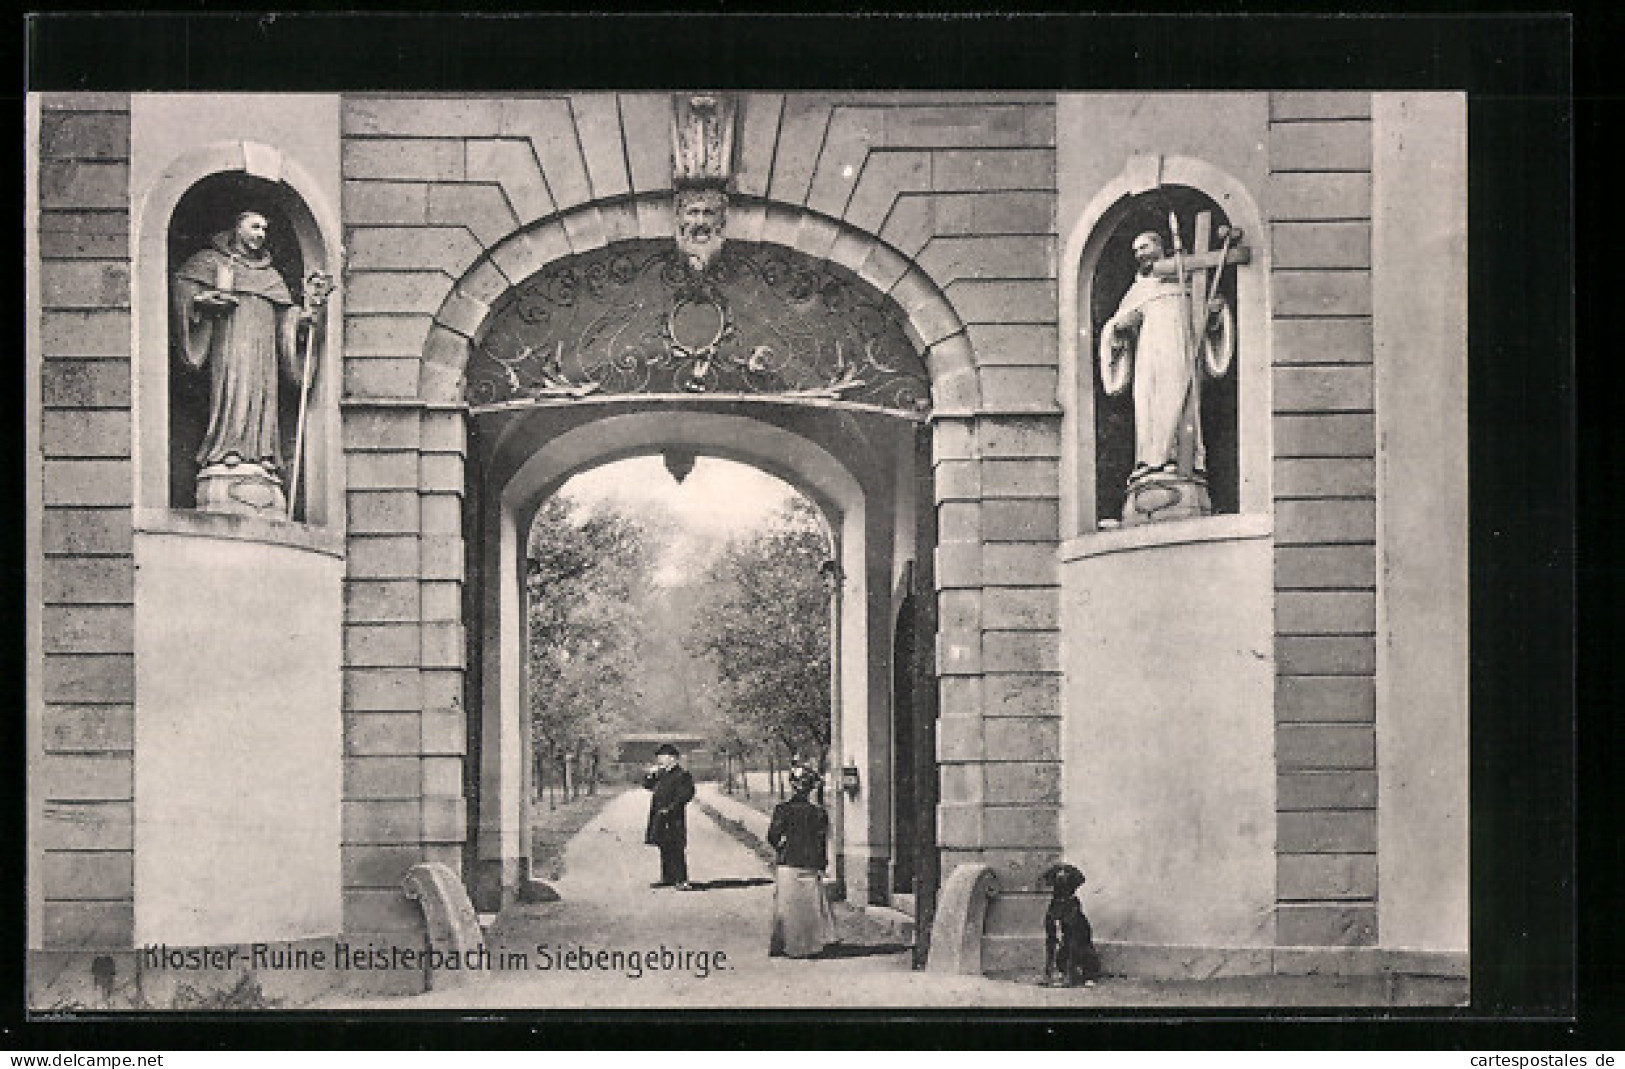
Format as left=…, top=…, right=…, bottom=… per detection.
left=1121, top=471, right=1212, bottom=527
left=196, top=461, right=287, bottom=518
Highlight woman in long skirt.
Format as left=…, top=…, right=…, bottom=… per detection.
left=767, top=766, right=838, bottom=958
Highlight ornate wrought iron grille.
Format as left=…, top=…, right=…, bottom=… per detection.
left=469, top=240, right=932, bottom=416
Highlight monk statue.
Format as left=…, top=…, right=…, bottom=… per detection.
left=171, top=210, right=317, bottom=517
left=1099, top=229, right=1235, bottom=526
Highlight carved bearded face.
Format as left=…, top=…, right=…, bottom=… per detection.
left=1132, top=231, right=1165, bottom=276
left=675, top=189, right=727, bottom=272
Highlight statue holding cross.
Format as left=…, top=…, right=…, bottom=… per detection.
left=1099, top=209, right=1248, bottom=526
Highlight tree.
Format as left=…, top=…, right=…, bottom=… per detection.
left=686, top=495, right=833, bottom=788
left=526, top=495, right=656, bottom=803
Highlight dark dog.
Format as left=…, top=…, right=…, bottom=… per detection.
left=1039, top=862, right=1101, bottom=987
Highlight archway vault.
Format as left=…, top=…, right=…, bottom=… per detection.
left=466, top=398, right=926, bottom=912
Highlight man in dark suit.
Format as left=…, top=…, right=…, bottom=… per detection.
left=642, top=743, right=696, bottom=890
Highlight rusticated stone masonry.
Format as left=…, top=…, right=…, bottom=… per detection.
left=36, top=93, right=137, bottom=950
left=1266, top=92, right=1379, bottom=950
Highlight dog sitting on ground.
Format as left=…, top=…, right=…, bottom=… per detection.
left=1039, top=862, right=1101, bottom=987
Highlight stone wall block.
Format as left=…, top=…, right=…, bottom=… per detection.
left=935, top=191, right=1054, bottom=237
left=982, top=587, right=1059, bottom=630
left=41, top=461, right=131, bottom=507
left=1277, top=810, right=1376, bottom=853
left=1274, top=458, right=1376, bottom=499
left=344, top=624, right=423, bottom=668
left=42, top=509, right=132, bottom=557
left=347, top=535, right=423, bottom=580
left=420, top=581, right=463, bottom=623
left=41, top=605, right=134, bottom=654
left=981, top=500, right=1059, bottom=543
left=1275, top=904, right=1377, bottom=947
left=982, top=544, right=1058, bottom=587
left=983, top=631, right=1060, bottom=674
left=41, top=111, right=130, bottom=159
left=1269, top=121, right=1373, bottom=172
left=1271, top=318, right=1373, bottom=367
left=40, top=801, right=132, bottom=852
left=933, top=542, right=983, bottom=590
left=39, top=162, right=129, bottom=211
left=345, top=581, right=422, bottom=624
left=936, top=628, right=983, bottom=676
left=43, top=655, right=134, bottom=704
left=345, top=712, right=422, bottom=756
left=345, top=757, right=422, bottom=800
left=978, top=458, right=1058, bottom=498
left=1275, top=676, right=1375, bottom=722
left=43, top=704, right=134, bottom=753
left=945, top=280, right=1056, bottom=326
left=1271, top=93, right=1372, bottom=121
left=343, top=181, right=430, bottom=226
left=935, top=803, right=986, bottom=849
left=1271, top=221, right=1372, bottom=269
left=935, top=716, right=985, bottom=763
left=41, top=851, right=134, bottom=901
left=420, top=536, right=466, bottom=583
left=41, top=262, right=130, bottom=310
left=1278, top=771, right=1378, bottom=810
left=40, top=310, right=131, bottom=359
left=343, top=139, right=465, bottom=182
left=347, top=272, right=454, bottom=316
left=932, top=149, right=1055, bottom=191
left=40, top=211, right=129, bottom=260
left=982, top=806, right=1059, bottom=849
left=345, top=358, right=422, bottom=400
left=41, top=411, right=131, bottom=459
left=1277, top=635, right=1377, bottom=676
left=464, top=140, right=555, bottom=225
left=966, top=323, right=1059, bottom=367
left=42, top=903, right=134, bottom=949
left=420, top=622, right=465, bottom=669
left=1273, top=367, right=1373, bottom=413
left=936, top=501, right=981, bottom=543
left=41, top=753, right=132, bottom=801
left=619, top=94, right=674, bottom=194
left=346, top=450, right=420, bottom=491
left=345, top=98, right=502, bottom=137
left=984, top=762, right=1061, bottom=805
left=44, top=558, right=134, bottom=604
left=1275, top=500, right=1376, bottom=545
left=1277, top=724, right=1376, bottom=771
left=983, top=717, right=1060, bottom=762
left=1266, top=174, right=1372, bottom=221
left=421, top=708, right=467, bottom=756
left=1274, top=546, right=1375, bottom=589
left=982, top=673, right=1060, bottom=718
left=42, top=362, right=130, bottom=408
left=1274, top=414, right=1376, bottom=458
left=1274, top=272, right=1373, bottom=317
left=1277, top=854, right=1378, bottom=900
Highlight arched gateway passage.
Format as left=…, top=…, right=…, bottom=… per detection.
left=450, top=230, right=961, bottom=934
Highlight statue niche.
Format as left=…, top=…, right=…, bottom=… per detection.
left=1091, top=187, right=1247, bottom=527
left=167, top=174, right=330, bottom=520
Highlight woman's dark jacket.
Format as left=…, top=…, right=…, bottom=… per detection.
left=767, top=795, right=829, bottom=870
left=643, top=765, right=695, bottom=846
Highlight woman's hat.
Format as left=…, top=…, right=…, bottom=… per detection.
left=656, top=743, right=680, bottom=757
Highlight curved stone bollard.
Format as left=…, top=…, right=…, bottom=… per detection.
left=402, top=862, right=487, bottom=990
left=925, top=863, right=1000, bottom=975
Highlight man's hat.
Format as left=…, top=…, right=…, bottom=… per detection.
left=656, top=743, right=680, bottom=757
